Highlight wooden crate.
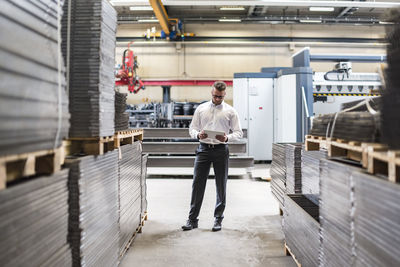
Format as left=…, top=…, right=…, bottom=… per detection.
left=0, top=146, right=64, bottom=190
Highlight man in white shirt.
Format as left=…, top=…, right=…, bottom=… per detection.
left=182, top=81, right=243, bottom=232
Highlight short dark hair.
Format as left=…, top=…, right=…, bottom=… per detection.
left=213, top=81, right=226, bottom=92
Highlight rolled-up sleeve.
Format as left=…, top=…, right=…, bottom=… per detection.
left=189, top=109, right=201, bottom=139
left=227, top=110, right=243, bottom=142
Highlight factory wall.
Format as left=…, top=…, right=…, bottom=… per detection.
left=116, top=23, right=387, bottom=105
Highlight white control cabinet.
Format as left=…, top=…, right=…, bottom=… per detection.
left=233, top=74, right=274, bottom=161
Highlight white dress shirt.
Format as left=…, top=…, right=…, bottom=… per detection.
left=189, top=100, right=243, bottom=144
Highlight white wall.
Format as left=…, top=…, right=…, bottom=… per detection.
left=116, top=23, right=387, bottom=104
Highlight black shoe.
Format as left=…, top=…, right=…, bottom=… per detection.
left=212, top=219, right=222, bottom=232
left=182, top=220, right=198, bottom=231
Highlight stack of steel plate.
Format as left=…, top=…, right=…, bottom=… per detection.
left=61, top=0, right=117, bottom=138
left=66, top=151, right=119, bottom=267
left=319, top=159, right=360, bottom=267
left=310, top=112, right=380, bottom=142
left=301, top=147, right=327, bottom=205
left=0, top=170, right=71, bottom=266
left=119, top=142, right=143, bottom=255
left=141, top=154, right=148, bottom=216
left=352, top=171, right=400, bottom=267
left=270, top=143, right=287, bottom=208
left=0, top=0, right=70, bottom=156
left=382, top=10, right=400, bottom=149
left=115, top=91, right=129, bottom=131
left=283, top=194, right=319, bottom=267
left=285, top=143, right=303, bottom=194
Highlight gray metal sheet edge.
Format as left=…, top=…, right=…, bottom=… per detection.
left=233, top=72, right=277, bottom=79
left=277, top=67, right=313, bottom=77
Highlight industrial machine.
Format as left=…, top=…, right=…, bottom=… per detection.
left=233, top=73, right=275, bottom=161
left=115, top=42, right=145, bottom=94
left=233, top=48, right=384, bottom=160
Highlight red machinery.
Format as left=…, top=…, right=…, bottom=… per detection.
left=115, top=42, right=145, bottom=94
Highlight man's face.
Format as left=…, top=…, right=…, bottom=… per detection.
left=211, top=88, right=226, bottom=105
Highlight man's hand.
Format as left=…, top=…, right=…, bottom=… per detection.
left=215, top=133, right=228, bottom=143
left=198, top=130, right=208, bottom=140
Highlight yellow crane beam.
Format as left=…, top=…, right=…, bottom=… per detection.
left=149, top=0, right=170, bottom=35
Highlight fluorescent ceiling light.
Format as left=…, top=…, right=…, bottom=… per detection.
left=309, top=7, right=334, bottom=12
left=300, top=19, right=322, bottom=23
left=138, top=19, right=159, bottom=22
left=130, top=6, right=153, bottom=11
left=379, top=21, right=395, bottom=25
left=220, top=7, right=245, bottom=11
left=219, top=19, right=241, bottom=22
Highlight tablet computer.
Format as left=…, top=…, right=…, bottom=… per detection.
left=204, top=129, right=225, bottom=139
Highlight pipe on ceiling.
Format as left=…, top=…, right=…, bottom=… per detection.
left=110, top=0, right=400, bottom=9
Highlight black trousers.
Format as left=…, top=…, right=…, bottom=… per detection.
left=188, top=143, right=229, bottom=221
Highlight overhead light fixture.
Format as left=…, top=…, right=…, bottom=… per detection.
left=219, top=19, right=241, bottom=22
left=138, top=19, right=159, bottom=23
left=299, top=19, right=322, bottom=23
left=130, top=6, right=153, bottom=11
left=309, top=7, right=334, bottom=12
left=379, top=21, right=395, bottom=25
left=220, top=7, right=245, bottom=11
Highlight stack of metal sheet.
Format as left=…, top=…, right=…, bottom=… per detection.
left=301, top=148, right=327, bottom=205
left=66, top=151, right=119, bottom=267
left=285, top=143, right=302, bottom=194
left=0, top=170, right=71, bottom=266
left=61, top=0, right=117, bottom=138
left=319, top=159, right=359, bottom=267
left=0, top=0, right=70, bottom=156
left=115, top=91, right=129, bottom=131
left=119, top=142, right=143, bottom=255
left=141, top=154, right=148, bottom=216
left=310, top=112, right=380, bottom=142
left=382, top=9, right=400, bottom=149
left=283, top=194, right=319, bottom=267
left=341, top=97, right=381, bottom=112
left=352, top=171, right=400, bottom=267
left=270, top=143, right=287, bottom=208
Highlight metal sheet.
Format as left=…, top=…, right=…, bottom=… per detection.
left=118, top=143, right=142, bottom=254
left=352, top=171, right=400, bottom=267
left=283, top=194, right=319, bottom=267
left=0, top=0, right=69, bottom=156
left=66, top=150, right=119, bottom=267
left=147, top=155, right=254, bottom=168
left=61, top=0, right=117, bottom=138
left=142, top=141, right=247, bottom=154
left=0, top=169, right=71, bottom=266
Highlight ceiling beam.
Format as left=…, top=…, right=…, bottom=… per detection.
left=149, top=0, right=171, bottom=34
left=110, top=0, right=400, bottom=9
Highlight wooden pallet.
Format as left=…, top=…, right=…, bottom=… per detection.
left=0, top=146, right=64, bottom=190
left=367, top=149, right=400, bottom=183
left=305, top=135, right=400, bottom=183
left=284, top=242, right=302, bottom=267
left=114, top=129, right=143, bottom=148
left=119, top=212, right=148, bottom=259
left=65, top=135, right=115, bottom=156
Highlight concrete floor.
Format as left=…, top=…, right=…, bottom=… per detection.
left=120, top=174, right=296, bottom=267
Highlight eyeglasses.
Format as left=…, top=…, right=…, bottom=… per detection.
left=212, top=95, right=225, bottom=99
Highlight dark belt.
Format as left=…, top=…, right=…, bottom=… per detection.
left=200, top=143, right=227, bottom=148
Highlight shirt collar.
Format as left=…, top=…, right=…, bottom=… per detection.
left=210, top=100, right=224, bottom=108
